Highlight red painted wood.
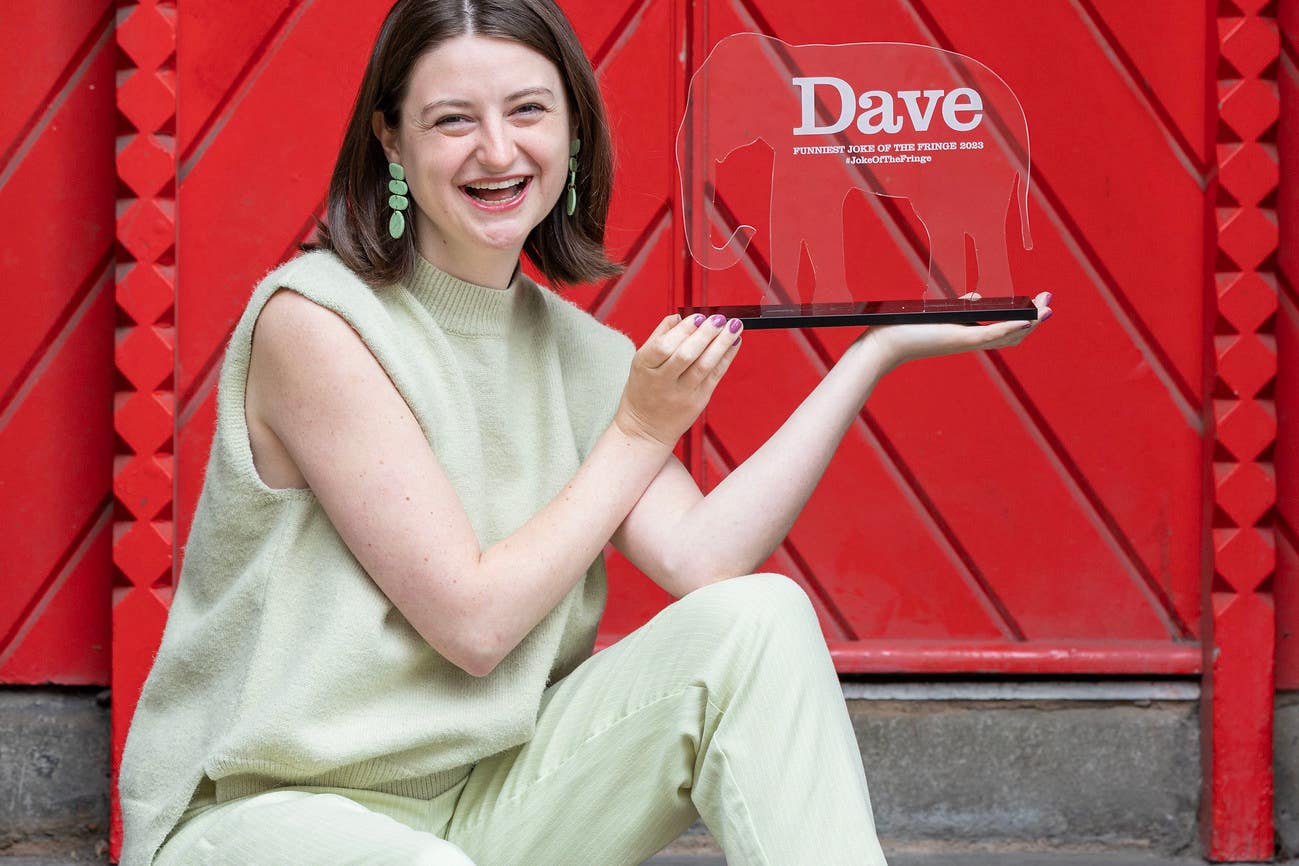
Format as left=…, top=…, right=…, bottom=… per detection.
left=0, top=0, right=114, bottom=685
left=684, top=0, right=1205, bottom=664
left=1203, top=1, right=1278, bottom=859
left=1275, top=0, right=1298, bottom=690
left=110, top=0, right=177, bottom=858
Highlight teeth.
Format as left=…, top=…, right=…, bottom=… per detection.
left=465, top=178, right=525, bottom=190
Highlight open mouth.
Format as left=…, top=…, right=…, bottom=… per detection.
left=461, top=177, right=530, bottom=207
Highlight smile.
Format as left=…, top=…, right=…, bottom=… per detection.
left=461, top=176, right=530, bottom=211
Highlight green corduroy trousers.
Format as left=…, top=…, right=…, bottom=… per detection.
left=154, top=573, right=888, bottom=866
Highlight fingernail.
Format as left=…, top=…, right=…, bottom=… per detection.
left=709, top=314, right=726, bottom=327
left=692, top=314, right=706, bottom=327
left=1041, top=309, right=1053, bottom=321
left=1044, top=292, right=1053, bottom=305
left=728, top=318, right=743, bottom=333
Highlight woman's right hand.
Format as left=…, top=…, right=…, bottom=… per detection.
left=614, top=313, right=743, bottom=449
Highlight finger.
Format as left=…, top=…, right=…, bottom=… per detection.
left=690, top=317, right=743, bottom=381
left=663, top=313, right=729, bottom=377
left=651, top=313, right=682, bottom=340
left=647, top=313, right=705, bottom=368
left=969, top=319, right=1031, bottom=346
left=639, top=314, right=683, bottom=366
left=705, top=333, right=743, bottom=384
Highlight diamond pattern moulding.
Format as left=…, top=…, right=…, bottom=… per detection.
left=1220, top=14, right=1280, bottom=77
left=1218, top=206, right=1279, bottom=272
left=1216, top=271, right=1277, bottom=334
left=1215, top=396, right=1277, bottom=462
left=1219, top=79, right=1279, bottom=143
left=113, top=519, right=172, bottom=589
left=1206, top=1, right=1278, bottom=856
left=112, top=454, right=173, bottom=523
left=1215, top=461, right=1276, bottom=528
left=114, top=391, right=173, bottom=456
left=116, top=67, right=177, bottom=135
left=117, top=134, right=175, bottom=201
left=1214, top=527, right=1276, bottom=595
left=116, top=262, right=173, bottom=326
left=115, top=3, right=175, bottom=72
left=1216, top=332, right=1277, bottom=398
left=115, top=325, right=174, bottom=392
left=1218, top=142, right=1280, bottom=207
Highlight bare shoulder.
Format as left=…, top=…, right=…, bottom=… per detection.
left=245, top=288, right=386, bottom=487
left=253, top=287, right=358, bottom=356
left=248, top=288, right=381, bottom=397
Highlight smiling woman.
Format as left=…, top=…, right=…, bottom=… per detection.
left=313, top=0, right=620, bottom=289
left=369, top=37, right=577, bottom=287
left=114, top=1, right=1045, bottom=865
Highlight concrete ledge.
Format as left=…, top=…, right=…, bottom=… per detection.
left=0, top=688, right=109, bottom=857
left=849, top=697, right=1201, bottom=854
left=1278, top=691, right=1299, bottom=858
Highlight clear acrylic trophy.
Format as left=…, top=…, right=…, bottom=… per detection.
left=677, top=34, right=1037, bottom=328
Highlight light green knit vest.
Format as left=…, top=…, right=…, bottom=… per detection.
left=117, top=251, right=635, bottom=866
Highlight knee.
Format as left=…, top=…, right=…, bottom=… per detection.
left=682, top=572, right=820, bottom=638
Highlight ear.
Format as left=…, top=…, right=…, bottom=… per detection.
left=371, top=111, right=401, bottom=164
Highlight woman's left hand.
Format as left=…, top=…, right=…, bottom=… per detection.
left=859, top=291, right=1052, bottom=372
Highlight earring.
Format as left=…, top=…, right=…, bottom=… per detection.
left=388, top=162, right=409, bottom=239
left=565, top=138, right=580, bottom=217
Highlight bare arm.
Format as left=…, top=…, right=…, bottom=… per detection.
left=249, top=291, right=739, bottom=677
left=613, top=292, right=1054, bottom=596
left=612, top=336, right=890, bottom=597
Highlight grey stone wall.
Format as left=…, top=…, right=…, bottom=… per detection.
left=1279, top=691, right=1299, bottom=859
left=848, top=699, right=1200, bottom=855
left=0, top=688, right=110, bottom=859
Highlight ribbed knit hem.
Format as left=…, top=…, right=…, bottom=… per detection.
left=403, top=253, right=522, bottom=337
left=214, top=761, right=473, bottom=803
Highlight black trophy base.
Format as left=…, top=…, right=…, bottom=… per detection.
left=680, top=296, right=1038, bottom=330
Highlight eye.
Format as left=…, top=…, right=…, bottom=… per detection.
left=512, top=103, right=548, bottom=119
left=435, top=114, right=471, bottom=127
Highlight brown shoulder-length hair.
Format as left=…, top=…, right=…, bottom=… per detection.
left=308, top=0, right=622, bottom=287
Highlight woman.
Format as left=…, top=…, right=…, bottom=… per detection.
left=118, top=1, right=1051, bottom=864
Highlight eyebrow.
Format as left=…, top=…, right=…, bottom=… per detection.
left=420, top=87, right=555, bottom=118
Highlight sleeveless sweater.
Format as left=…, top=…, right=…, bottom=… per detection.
left=117, top=250, right=636, bottom=866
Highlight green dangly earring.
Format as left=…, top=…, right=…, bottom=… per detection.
left=387, top=162, right=409, bottom=239
left=565, top=138, right=580, bottom=217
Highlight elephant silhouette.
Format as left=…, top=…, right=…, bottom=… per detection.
left=676, top=33, right=1033, bottom=304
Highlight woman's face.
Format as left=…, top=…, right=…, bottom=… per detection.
left=378, top=35, right=573, bottom=282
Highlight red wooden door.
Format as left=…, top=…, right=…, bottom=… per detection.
left=607, top=1, right=1210, bottom=677
left=0, top=2, right=115, bottom=684
left=84, top=0, right=1282, bottom=860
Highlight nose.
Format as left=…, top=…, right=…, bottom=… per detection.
left=476, top=117, right=516, bottom=171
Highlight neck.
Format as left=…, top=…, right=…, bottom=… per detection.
left=417, top=236, right=521, bottom=290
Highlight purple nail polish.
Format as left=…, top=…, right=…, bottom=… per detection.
left=1041, top=309, right=1053, bottom=321
left=709, top=314, right=726, bottom=327
left=692, top=314, right=706, bottom=327
left=728, top=318, right=742, bottom=333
